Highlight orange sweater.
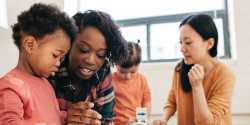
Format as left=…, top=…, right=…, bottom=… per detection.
left=164, top=62, right=236, bottom=125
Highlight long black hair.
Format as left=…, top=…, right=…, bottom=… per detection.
left=176, top=14, right=218, bottom=93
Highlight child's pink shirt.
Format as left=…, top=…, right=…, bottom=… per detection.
left=0, top=69, right=66, bottom=125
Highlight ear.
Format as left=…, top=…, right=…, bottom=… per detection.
left=22, top=36, right=37, bottom=55
left=206, top=38, right=215, bottom=50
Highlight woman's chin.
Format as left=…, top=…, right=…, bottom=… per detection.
left=77, top=72, right=93, bottom=80
left=184, top=59, right=194, bottom=65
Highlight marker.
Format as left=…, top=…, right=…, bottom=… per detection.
left=101, top=114, right=117, bottom=119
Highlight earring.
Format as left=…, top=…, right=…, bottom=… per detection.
left=29, top=52, right=32, bottom=56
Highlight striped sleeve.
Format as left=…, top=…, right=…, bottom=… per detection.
left=96, top=69, right=115, bottom=125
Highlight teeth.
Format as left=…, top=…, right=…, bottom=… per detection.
left=83, top=68, right=91, bottom=72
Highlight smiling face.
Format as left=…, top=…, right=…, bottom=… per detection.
left=68, top=27, right=107, bottom=80
left=28, top=29, right=71, bottom=78
left=179, top=24, right=213, bottom=65
left=116, top=65, right=139, bottom=80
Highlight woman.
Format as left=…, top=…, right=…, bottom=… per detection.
left=49, top=10, right=129, bottom=125
left=152, top=14, right=235, bottom=125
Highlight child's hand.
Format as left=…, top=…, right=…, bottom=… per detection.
left=151, top=119, right=167, bottom=125
left=126, top=116, right=137, bottom=125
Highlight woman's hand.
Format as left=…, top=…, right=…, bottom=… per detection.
left=188, top=64, right=204, bottom=88
left=66, top=102, right=102, bottom=125
left=151, top=119, right=167, bottom=125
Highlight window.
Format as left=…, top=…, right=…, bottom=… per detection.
left=0, top=0, right=8, bottom=29
left=65, top=0, right=230, bottom=62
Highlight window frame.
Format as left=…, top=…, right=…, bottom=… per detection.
left=114, top=0, right=230, bottom=63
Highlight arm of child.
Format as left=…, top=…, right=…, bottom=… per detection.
left=142, top=102, right=151, bottom=119
left=141, top=75, right=152, bottom=119
left=0, top=88, right=43, bottom=125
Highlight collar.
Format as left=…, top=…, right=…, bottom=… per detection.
left=55, top=59, right=110, bottom=93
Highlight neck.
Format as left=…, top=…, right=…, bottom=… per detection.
left=15, top=51, right=36, bottom=76
left=196, top=54, right=219, bottom=78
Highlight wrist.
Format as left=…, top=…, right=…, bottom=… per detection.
left=192, top=84, right=203, bottom=90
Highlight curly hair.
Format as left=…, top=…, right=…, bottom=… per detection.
left=12, top=3, right=78, bottom=49
left=72, top=10, right=129, bottom=66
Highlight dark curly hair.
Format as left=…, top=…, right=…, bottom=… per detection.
left=72, top=10, right=129, bottom=66
left=12, top=3, right=78, bottom=49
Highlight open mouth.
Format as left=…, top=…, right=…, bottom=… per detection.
left=80, top=67, right=94, bottom=76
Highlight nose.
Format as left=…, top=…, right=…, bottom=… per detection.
left=55, top=58, right=60, bottom=67
left=84, top=53, right=95, bottom=65
left=180, top=43, right=186, bottom=53
left=125, top=74, right=130, bottom=79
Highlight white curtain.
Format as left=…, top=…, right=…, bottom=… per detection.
left=0, top=0, right=8, bottom=29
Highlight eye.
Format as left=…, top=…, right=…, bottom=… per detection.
left=121, top=72, right=125, bottom=74
left=79, top=48, right=88, bottom=53
left=131, top=72, right=135, bottom=74
left=53, top=54, right=58, bottom=58
left=97, top=55, right=105, bottom=58
left=186, top=42, right=192, bottom=45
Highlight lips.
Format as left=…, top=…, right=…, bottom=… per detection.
left=183, top=55, right=191, bottom=59
left=79, top=67, right=95, bottom=76
left=50, top=69, right=58, bottom=76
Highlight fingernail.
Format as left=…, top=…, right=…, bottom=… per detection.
left=88, top=103, right=94, bottom=107
left=97, top=114, right=102, bottom=119
left=95, top=120, right=101, bottom=124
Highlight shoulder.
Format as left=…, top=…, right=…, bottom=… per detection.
left=136, top=72, right=149, bottom=84
left=210, top=62, right=236, bottom=89
left=137, top=72, right=147, bottom=80
left=213, top=62, right=235, bottom=80
left=0, top=70, right=27, bottom=92
left=174, top=59, right=183, bottom=71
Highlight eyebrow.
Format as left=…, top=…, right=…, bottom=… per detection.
left=179, top=37, right=191, bottom=40
left=80, top=41, right=107, bottom=50
left=56, top=49, right=64, bottom=53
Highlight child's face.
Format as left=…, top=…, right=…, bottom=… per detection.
left=116, top=65, right=139, bottom=80
left=28, top=30, right=71, bottom=78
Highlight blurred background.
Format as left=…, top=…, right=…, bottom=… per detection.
left=0, top=0, right=249, bottom=124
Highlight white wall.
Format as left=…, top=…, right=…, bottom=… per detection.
left=0, top=0, right=64, bottom=77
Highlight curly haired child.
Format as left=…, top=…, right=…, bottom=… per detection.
left=0, top=3, right=78, bottom=125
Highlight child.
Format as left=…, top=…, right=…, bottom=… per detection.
left=113, top=41, right=152, bottom=125
left=0, top=3, right=78, bottom=125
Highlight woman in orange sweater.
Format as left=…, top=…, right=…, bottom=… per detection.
left=152, top=14, right=236, bottom=125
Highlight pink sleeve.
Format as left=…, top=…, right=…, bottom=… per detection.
left=0, top=88, right=37, bottom=125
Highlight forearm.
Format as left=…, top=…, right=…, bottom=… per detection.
left=142, top=102, right=151, bottom=119
left=192, top=86, right=210, bottom=123
left=162, top=107, right=175, bottom=122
